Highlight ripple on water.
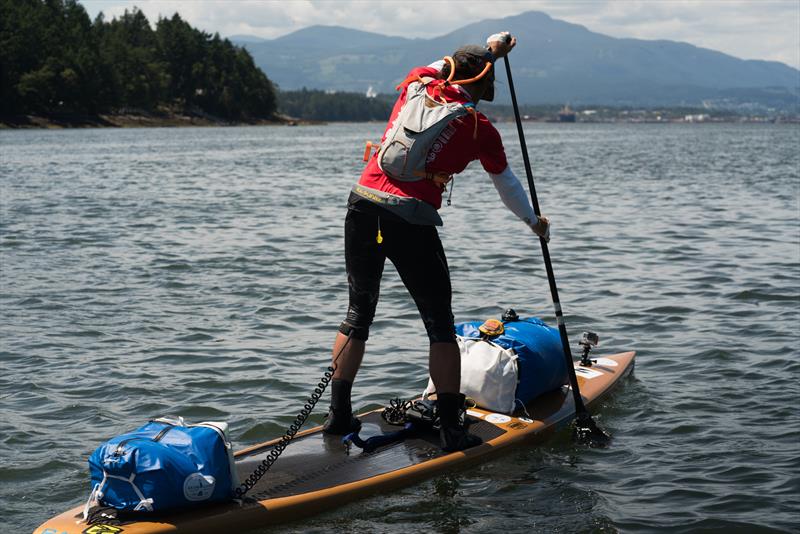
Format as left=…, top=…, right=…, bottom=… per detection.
left=730, top=289, right=800, bottom=302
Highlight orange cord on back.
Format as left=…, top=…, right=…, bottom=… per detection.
left=443, top=56, right=456, bottom=83
left=449, top=61, right=493, bottom=86
left=395, top=74, right=425, bottom=91
left=393, top=55, right=487, bottom=139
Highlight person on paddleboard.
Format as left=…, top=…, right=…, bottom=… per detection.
left=326, top=32, right=550, bottom=452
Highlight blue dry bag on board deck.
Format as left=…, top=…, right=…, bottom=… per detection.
left=453, top=316, right=568, bottom=413
left=85, top=416, right=237, bottom=514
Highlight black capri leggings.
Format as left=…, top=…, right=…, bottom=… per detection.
left=339, top=207, right=456, bottom=344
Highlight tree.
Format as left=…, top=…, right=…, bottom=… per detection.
left=0, top=1, right=277, bottom=118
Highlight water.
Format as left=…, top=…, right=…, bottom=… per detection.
left=1, top=123, right=798, bottom=533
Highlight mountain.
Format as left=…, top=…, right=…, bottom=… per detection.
left=227, top=34, right=267, bottom=43
left=233, top=11, right=799, bottom=109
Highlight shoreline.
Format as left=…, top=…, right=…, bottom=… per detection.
left=1, top=112, right=796, bottom=130
left=0, top=112, right=321, bottom=130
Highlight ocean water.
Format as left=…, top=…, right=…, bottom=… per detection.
left=1, top=122, right=798, bottom=533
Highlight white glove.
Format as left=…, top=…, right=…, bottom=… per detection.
left=486, top=32, right=515, bottom=58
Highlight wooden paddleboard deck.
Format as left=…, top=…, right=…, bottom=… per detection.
left=35, top=351, right=634, bottom=534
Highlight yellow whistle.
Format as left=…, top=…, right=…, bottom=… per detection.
left=376, top=229, right=383, bottom=244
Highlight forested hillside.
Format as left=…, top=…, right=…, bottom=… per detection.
left=0, top=0, right=276, bottom=119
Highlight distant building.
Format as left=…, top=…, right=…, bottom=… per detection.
left=684, top=114, right=710, bottom=122
left=365, top=86, right=377, bottom=98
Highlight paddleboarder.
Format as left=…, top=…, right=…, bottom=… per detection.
left=326, top=32, right=551, bottom=451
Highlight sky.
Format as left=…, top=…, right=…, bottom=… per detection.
left=81, top=0, right=800, bottom=70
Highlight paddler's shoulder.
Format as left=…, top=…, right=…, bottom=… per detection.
left=405, top=65, right=440, bottom=81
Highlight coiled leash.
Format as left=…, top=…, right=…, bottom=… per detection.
left=384, top=397, right=439, bottom=427
left=233, top=333, right=354, bottom=498
left=382, top=397, right=413, bottom=425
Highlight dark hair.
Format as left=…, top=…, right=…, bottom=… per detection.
left=441, top=51, right=489, bottom=81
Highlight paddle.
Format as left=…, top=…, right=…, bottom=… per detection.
left=502, top=55, right=610, bottom=446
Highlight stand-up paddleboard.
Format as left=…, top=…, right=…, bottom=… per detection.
left=35, top=351, right=634, bottom=534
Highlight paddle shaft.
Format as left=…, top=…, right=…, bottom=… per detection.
left=502, top=56, right=590, bottom=417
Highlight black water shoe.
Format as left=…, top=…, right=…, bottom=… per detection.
left=437, top=392, right=482, bottom=452
left=323, top=409, right=361, bottom=435
left=322, top=378, right=361, bottom=435
left=440, top=425, right=482, bottom=452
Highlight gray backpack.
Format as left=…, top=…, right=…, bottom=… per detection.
left=377, top=80, right=469, bottom=182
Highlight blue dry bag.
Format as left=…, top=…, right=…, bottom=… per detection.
left=86, top=416, right=237, bottom=513
left=456, top=317, right=568, bottom=406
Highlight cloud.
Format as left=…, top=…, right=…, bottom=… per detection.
left=80, top=0, right=800, bottom=68
left=559, top=0, right=800, bottom=67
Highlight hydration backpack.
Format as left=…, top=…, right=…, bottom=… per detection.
left=377, top=79, right=469, bottom=182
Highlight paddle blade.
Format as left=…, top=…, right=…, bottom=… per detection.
left=573, top=412, right=611, bottom=448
